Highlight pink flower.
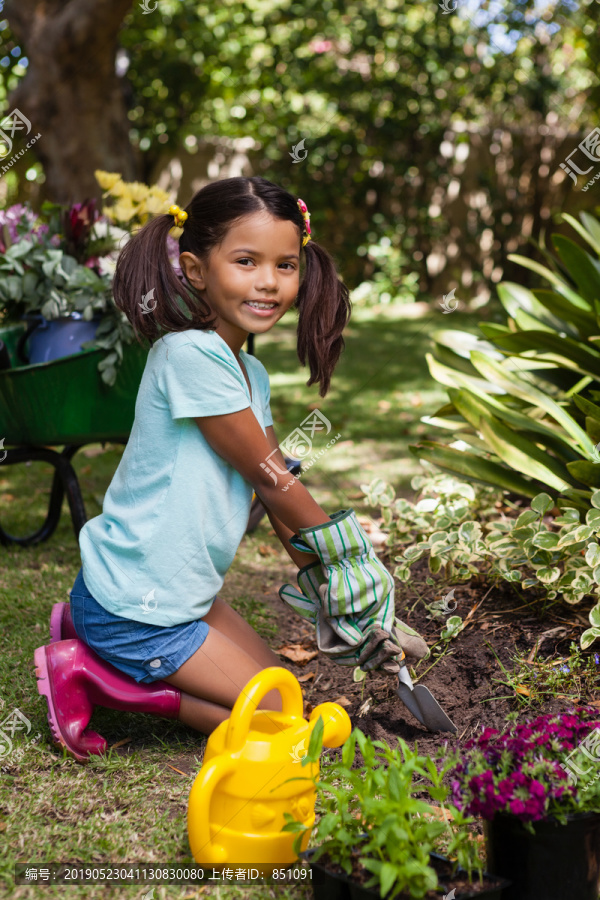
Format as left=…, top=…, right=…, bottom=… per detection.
left=309, top=40, right=332, bottom=54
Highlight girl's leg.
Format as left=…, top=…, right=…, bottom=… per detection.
left=163, top=597, right=283, bottom=735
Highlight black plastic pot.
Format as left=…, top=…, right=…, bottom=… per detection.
left=484, top=811, right=600, bottom=900
left=302, top=848, right=510, bottom=900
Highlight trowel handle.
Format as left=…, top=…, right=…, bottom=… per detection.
left=225, top=667, right=304, bottom=753
left=397, top=655, right=415, bottom=690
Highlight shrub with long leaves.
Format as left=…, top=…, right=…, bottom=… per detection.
left=411, top=212, right=600, bottom=513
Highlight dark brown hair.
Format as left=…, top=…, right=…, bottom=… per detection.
left=112, top=176, right=351, bottom=396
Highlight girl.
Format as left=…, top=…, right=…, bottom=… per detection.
left=34, top=176, right=427, bottom=762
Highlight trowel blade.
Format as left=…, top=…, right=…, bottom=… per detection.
left=396, top=682, right=427, bottom=727
left=412, top=685, right=457, bottom=734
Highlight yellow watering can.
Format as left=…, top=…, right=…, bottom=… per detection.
left=187, top=666, right=351, bottom=872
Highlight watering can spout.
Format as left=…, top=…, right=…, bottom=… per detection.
left=310, top=702, right=352, bottom=748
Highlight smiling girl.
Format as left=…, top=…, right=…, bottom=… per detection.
left=34, top=177, right=426, bottom=762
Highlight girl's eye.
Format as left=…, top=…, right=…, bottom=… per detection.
left=236, top=258, right=295, bottom=270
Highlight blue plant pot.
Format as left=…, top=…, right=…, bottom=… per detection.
left=19, top=313, right=101, bottom=364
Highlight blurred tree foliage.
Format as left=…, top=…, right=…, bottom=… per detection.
left=0, top=0, right=598, bottom=291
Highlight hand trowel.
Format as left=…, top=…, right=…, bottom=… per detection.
left=396, top=653, right=457, bottom=734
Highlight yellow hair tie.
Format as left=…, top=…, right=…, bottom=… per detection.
left=169, top=204, right=188, bottom=228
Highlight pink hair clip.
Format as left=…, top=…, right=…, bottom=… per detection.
left=297, top=198, right=312, bottom=247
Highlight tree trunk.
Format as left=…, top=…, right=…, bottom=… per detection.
left=5, top=0, right=138, bottom=204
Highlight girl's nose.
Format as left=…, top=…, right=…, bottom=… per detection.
left=255, top=268, right=279, bottom=290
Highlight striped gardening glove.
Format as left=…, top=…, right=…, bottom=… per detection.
left=278, top=511, right=429, bottom=672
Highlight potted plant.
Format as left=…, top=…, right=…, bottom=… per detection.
left=0, top=172, right=174, bottom=384
left=282, top=725, right=509, bottom=899
left=447, top=706, right=600, bottom=900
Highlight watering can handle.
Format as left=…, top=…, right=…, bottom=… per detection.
left=187, top=755, right=237, bottom=865
left=225, top=667, right=304, bottom=754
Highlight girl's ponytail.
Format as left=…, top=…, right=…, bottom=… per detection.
left=295, top=240, right=352, bottom=397
left=112, top=212, right=216, bottom=345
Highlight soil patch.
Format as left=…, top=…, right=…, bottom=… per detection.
left=265, top=553, right=596, bottom=756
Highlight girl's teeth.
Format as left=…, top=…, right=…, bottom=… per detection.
left=246, top=302, right=276, bottom=309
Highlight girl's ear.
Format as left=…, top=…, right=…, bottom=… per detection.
left=179, top=251, right=206, bottom=290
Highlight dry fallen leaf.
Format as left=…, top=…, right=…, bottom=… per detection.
left=515, top=685, right=530, bottom=696
left=110, top=738, right=132, bottom=749
left=358, top=697, right=373, bottom=717
left=82, top=445, right=108, bottom=457
left=331, top=696, right=352, bottom=707
left=428, top=806, right=455, bottom=822
left=166, top=764, right=190, bottom=776
left=277, top=644, right=319, bottom=664
left=258, top=544, right=278, bottom=557
left=297, top=671, right=316, bottom=683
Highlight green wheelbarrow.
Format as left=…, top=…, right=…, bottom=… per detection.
left=0, top=322, right=148, bottom=546
left=0, top=324, right=299, bottom=547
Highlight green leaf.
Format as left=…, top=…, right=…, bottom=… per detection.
left=585, top=543, right=600, bottom=567
left=572, top=394, right=600, bottom=424
left=553, top=235, right=600, bottom=306
left=470, top=352, right=594, bottom=457
left=494, top=329, right=600, bottom=380
left=536, top=566, right=561, bottom=584
left=531, top=493, right=554, bottom=515
left=561, top=212, right=600, bottom=256
left=409, top=442, right=541, bottom=498
left=556, top=525, right=594, bottom=548
left=580, top=627, right=600, bottom=650
left=441, top=616, right=463, bottom=641
left=478, top=417, right=572, bottom=492
left=507, top=253, right=589, bottom=308
left=566, top=460, right=600, bottom=488
left=100, top=365, right=117, bottom=386
left=590, top=604, right=600, bottom=628
left=554, top=508, right=580, bottom=524
left=379, top=862, right=397, bottom=897
left=516, top=510, right=540, bottom=527
left=458, top=521, right=481, bottom=543
left=532, top=289, right=595, bottom=337
left=403, top=546, right=424, bottom=561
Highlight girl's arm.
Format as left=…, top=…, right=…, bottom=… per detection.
left=194, top=410, right=331, bottom=563
left=260, top=425, right=320, bottom=569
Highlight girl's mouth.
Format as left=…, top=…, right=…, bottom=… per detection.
left=243, top=300, right=278, bottom=317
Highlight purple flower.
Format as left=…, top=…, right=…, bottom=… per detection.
left=0, top=203, right=47, bottom=251
left=446, top=708, right=600, bottom=823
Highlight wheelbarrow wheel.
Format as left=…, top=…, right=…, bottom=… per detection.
left=0, top=445, right=87, bottom=547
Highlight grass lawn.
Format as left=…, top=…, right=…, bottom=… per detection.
left=0, top=301, right=484, bottom=899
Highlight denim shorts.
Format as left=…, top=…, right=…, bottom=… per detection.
left=69, top=567, right=211, bottom=684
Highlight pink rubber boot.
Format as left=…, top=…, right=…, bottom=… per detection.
left=34, top=639, right=181, bottom=762
left=49, top=602, right=78, bottom=643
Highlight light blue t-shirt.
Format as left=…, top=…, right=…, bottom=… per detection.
left=79, top=329, right=273, bottom=626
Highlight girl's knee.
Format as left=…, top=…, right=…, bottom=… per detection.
left=257, top=687, right=283, bottom=713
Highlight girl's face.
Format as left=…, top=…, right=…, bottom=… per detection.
left=179, top=211, right=301, bottom=355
